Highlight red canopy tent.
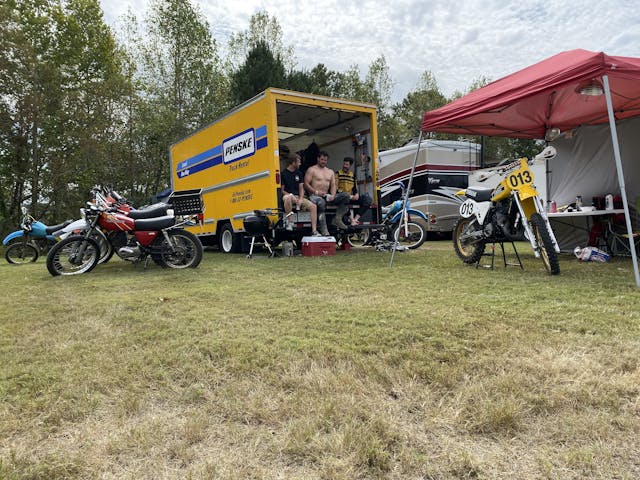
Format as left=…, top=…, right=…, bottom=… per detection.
left=411, top=49, right=640, bottom=284
left=421, top=49, right=640, bottom=138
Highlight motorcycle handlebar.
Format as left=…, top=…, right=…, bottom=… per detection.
left=110, top=190, right=124, bottom=202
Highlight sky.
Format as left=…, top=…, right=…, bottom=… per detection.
left=100, top=0, right=640, bottom=102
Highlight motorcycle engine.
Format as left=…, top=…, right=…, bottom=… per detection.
left=109, top=231, right=142, bottom=260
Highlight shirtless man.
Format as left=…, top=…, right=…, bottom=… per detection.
left=304, top=151, right=350, bottom=235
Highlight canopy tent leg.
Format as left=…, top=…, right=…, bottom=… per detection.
left=390, top=131, right=423, bottom=267
left=603, top=74, right=640, bottom=287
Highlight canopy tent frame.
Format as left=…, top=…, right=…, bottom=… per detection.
left=602, top=74, right=639, bottom=285
left=419, top=49, right=640, bottom=286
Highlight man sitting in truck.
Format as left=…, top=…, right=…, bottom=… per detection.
left=304, top=151, right=350, bottom=235
left=336, top=155, right=373, bottom=226
left=281, top=153, right=319, bottom=235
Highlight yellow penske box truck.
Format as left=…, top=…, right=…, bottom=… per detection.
left=170, top=88, right=380, bottom=252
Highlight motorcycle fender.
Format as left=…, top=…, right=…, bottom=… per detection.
left=2, top=230, right=24, bottom=245
left=390, top=208, right=428, bottom=224
left=53, top=219, right=88, bottom=239
left=518, top=184, right=538, bottom=201
left=518, top=194, right=538, bottom=220
left=407, top=208, right=428, bottom=221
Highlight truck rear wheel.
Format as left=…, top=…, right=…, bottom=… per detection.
left=219, top=222, right=241, bottom=253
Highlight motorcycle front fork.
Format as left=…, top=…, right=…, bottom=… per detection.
left=512, top=194, right=560, bottom=257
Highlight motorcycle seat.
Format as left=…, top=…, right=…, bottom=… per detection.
left=466, top=186, right=493, bottom=202
left=45, top=220, right=73, bottom=234
left=134, top=215, right=175, bottom=231
left=127, top=203, right=170, bottom=219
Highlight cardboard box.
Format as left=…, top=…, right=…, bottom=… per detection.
left=301, top=236, right=336, bottom=256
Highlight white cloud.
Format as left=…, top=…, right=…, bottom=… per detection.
left=100, top=0, right=640, bottom=101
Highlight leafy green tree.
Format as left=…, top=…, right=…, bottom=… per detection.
left=143, top=0, right=227, bottom=134
left=125, top=0, right=229, bottom=198
left=0, top=0, right=128, bottom=227
left=380, top=71, right=447, bottom=149
left=228, top=11, right=295, bottom=71
left=362, top=55, right=393, bottom=111
left=230, top=41, right=287, bottom=105
left=45, top=0, right=131, bottom=219
left=0, top=0, right=59, bottom=228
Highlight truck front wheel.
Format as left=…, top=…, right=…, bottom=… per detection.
left=219, top=222, right=241, bottom=253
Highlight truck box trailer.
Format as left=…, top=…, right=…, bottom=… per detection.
left=170, top=88, right=380, bottom=252
left=378, top=139, right=481, bottom=234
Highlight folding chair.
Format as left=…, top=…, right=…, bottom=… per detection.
left=605, top=198, right=640, bottom=256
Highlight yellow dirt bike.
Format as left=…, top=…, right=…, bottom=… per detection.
left=452, top=146, right=560, bottom=275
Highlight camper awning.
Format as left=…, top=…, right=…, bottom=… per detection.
left=421, top=49, right=640, bottom=139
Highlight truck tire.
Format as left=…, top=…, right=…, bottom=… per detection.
left=219, top=222, right=241, bottom=253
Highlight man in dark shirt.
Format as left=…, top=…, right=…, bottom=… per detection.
left=281, top=153, right=319, bottom=235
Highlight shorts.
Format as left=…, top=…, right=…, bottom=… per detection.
left=285, top=194, right=314, bottom=211
left=298, top=197, right=313, bottom=211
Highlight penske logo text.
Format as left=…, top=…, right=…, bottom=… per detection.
left=223, top=129, right=255, bottom=164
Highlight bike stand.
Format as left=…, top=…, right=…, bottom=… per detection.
left=476, top=241, right=523, bottom=270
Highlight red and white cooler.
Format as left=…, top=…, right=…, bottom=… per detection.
left=301, top=236, right=336, bottom=256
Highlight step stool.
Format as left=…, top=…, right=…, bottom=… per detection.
left=476, top=241, right=523, bottom=270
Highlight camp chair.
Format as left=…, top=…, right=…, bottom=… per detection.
left=606, top=197, right=640, bottom=256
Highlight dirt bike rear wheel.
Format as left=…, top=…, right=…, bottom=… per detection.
left=529, top=213, right=560, bottom=275
left=5, top=242, right=39, bottom=264
left=393, top=221, right=426, bottom=249
left=452, top=217, right=486, bottom=264
left=46, top=236, right=100, bottom=276
left=152, top=230, right=203, bottom=269
left=348, top=228, right=370, bottom=247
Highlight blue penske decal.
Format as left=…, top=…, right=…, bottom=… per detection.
left=177, top=125, right=268, bottom=178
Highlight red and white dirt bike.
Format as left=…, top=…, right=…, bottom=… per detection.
left=46, top=188, right=204, bottom=276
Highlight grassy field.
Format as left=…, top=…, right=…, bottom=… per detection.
left=1, top=241, right=639, bottom=479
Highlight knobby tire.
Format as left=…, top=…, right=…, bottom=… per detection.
left=5, top=242, right=39, bottom=264
left=452, top=217, right=486, bottom=264
left=529, top=212, right=560, bottom=275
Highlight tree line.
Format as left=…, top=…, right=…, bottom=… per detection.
left=0, top=0, right=536, bottom=233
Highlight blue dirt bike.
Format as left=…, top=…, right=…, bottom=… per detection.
left=3, top=206, right=71, bottom=264
left=349, top=181, right=428, bottom=250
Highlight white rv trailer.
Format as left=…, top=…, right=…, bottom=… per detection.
left=378, top=139, right=481, bottom=233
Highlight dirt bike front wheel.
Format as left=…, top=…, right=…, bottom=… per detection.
left=529, top=213, right=560, bottom=275
left=393, top=221, right=426, bottom=249
left=46, top=236, right=100, bottom=276
left=452, top=217, right=486, bottom=264
left=5, top=242, right=39, bottom=264
left=152, top=230, right=203, bottom=269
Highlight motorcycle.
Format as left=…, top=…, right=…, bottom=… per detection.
left=353, top=181, right=428, bottom=251
left=2, top=206, right=71, bottom=264
left=452, top=145, right=560, bottom=275
left=46, top=188, right=204, bottom=276
left=50, top=188, right=172, bottom=264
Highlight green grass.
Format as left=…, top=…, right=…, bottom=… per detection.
left=1, top=241, right=639, bottom=479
